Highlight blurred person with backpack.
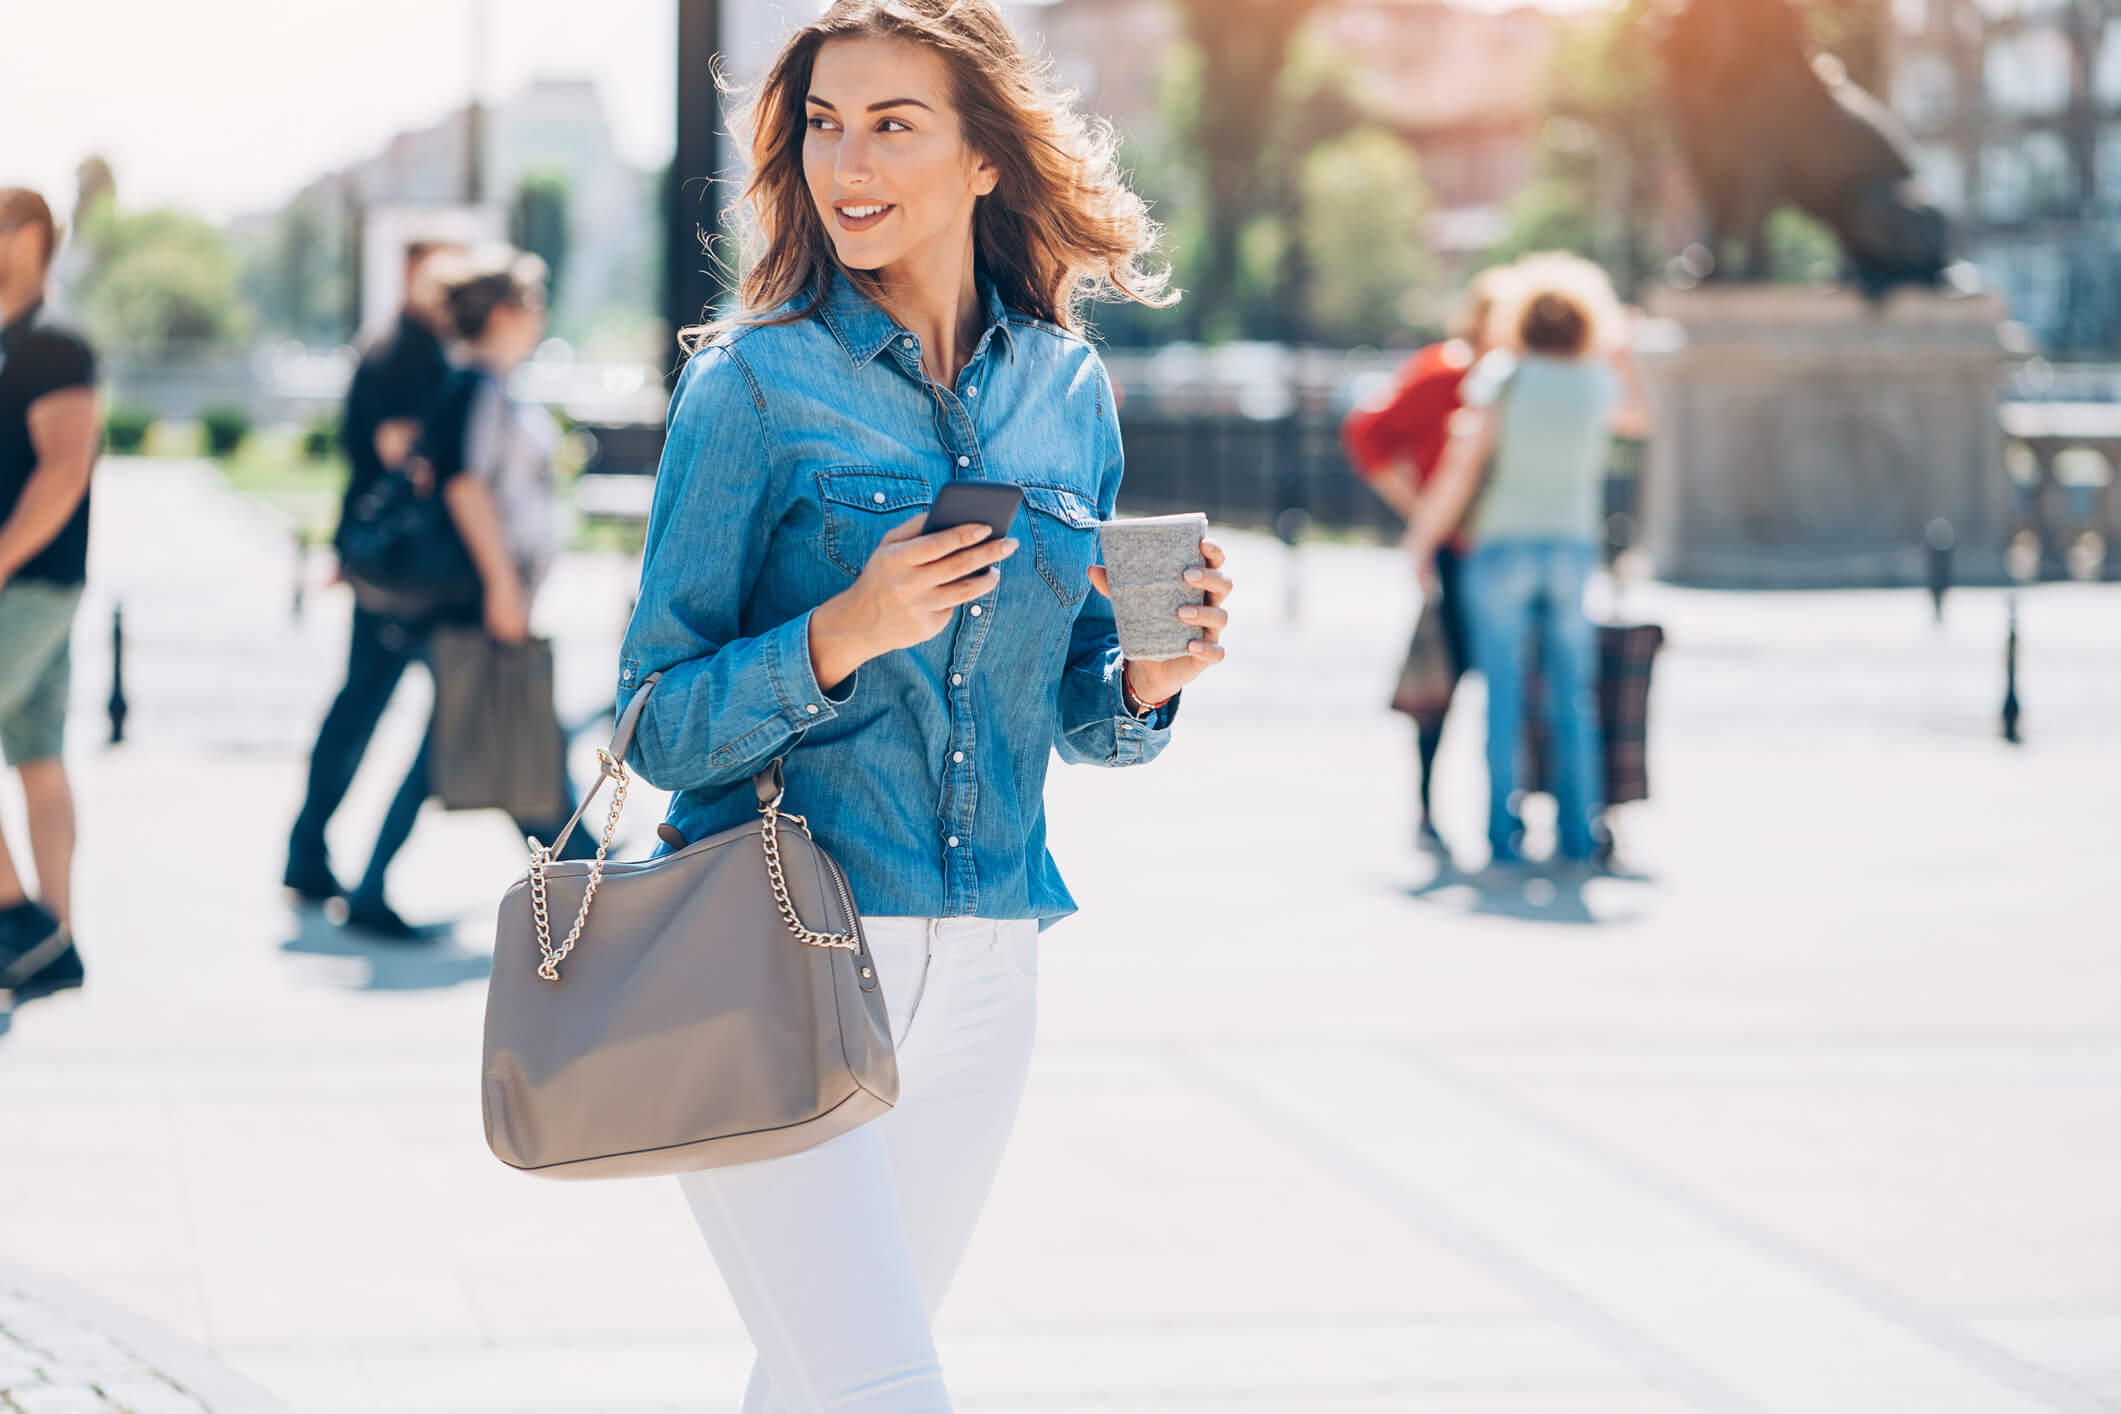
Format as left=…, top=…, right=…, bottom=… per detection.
left=284, top=238, right=463, bottom=904
left=342, top=248, right=593, bottom=937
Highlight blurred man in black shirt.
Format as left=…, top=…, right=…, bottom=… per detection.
left=285, top=240, right=460, bottom=904
left=0, top=188, right=99, bottom=1003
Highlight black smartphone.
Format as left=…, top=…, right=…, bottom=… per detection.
left=924, top=480, right=1024, bottom=542
left=923, top=481, right=1024, bottom=584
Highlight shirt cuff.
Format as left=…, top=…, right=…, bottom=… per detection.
left=773, top=608, right=857, bottom=730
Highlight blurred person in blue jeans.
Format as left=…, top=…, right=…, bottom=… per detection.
left=284, top=238, right=462, bottom=904
left=1342, top=268, right=1514, bottom=849
left=0, top=188, right=99, bottom=1005
left=1407, top=254, right=1651, bottom=867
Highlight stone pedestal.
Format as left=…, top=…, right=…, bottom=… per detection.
left=1637, top=286, right=2017, bottom=588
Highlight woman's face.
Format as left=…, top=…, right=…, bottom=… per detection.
left=803, top=35, right=998, bottom=276
left=484, top=297, right=546, bottom=370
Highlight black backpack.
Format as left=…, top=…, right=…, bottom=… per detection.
left=335, top=369, right=486, bottom=623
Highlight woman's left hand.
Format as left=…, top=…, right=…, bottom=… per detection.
left=1403, top=525, right=1441, bottom=595
left=1087, top=537, right=1233, bottom=707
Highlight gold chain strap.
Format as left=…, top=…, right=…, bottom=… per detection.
left=530, top=749, right=629, bottom=981
left=529, top=753, right=855, bottom=980
left=761, top=806, right=861, bottom=951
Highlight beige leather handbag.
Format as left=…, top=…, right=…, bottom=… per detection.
left=481, top=672, right=896, bottom=1180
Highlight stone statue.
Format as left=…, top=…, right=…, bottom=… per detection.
left=1659, top=0, right=1949, bottom=290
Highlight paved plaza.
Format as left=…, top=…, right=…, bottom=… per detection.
left=0, top=459, right=2116, bottom=1413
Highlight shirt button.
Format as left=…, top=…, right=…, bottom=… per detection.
left=805, top=704, right=820, bottom=715
left=956, top=454, right=971, bottom=468
left=872, top=491, right=886, bottom=504
left=951, top=673, right=963, bottom=686
left=968, top=605, right=982, bottom=617
left=947, top=836, right=960, bottom=849
left=952, top=750, right=964, bottom=763
left=966, top=385, right=978, bottom=398
left=901, top=336, right=915, bottom=349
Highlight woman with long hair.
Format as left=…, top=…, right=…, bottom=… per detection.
left=615, top=3, right=1233, bottom=1406
left=1407, top=253, right=1650, bottom=868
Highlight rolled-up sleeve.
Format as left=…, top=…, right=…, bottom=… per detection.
left=615, top=347, right=854, bottom=793
left=1053, top=360, right=1178, bottom=768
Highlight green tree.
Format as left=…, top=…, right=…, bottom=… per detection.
left=1297, top=129, right=1433, bottom=346
left=1484, top=173, right=1601, bottom=270
left=510, top=171, right=571, bottom=308
left=1165, top=0, right=1328, bottom=340
left=242, top=189, right=352, bottom=341
left=73, top=200, right=251, bottom=357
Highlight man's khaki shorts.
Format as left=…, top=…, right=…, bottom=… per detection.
left=0, top=581, right=85, bottom=766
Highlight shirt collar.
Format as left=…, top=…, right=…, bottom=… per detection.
left=814, top=267, right=1015, bottom=370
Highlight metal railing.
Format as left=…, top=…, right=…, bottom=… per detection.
left=2001, top=402, right=2121, bottom=582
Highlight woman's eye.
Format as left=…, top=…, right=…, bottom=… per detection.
left=806, top=115, right=836, bottom=132
left=878, top=118, right=911, bottom=133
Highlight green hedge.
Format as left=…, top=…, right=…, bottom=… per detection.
left=302, top=414, right=340, bottom=461
left=199, top=403, right=252, bottom=458
left=105, top=403, right=154, bottom=453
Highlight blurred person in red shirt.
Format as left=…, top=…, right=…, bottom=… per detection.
left=1341, top=267, right=1514, bottom=849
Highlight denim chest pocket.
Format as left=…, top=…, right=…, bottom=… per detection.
left=817, top=467, right=933, bottom=578
left=1020, top=484, right=1101, bottom=607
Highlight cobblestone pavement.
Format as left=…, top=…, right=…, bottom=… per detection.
left=0, top=460, right=2116, bottom=1413
left=0, top=1260, right=283, bottom=1414
left=2, top=1282, right=207, bottom=1413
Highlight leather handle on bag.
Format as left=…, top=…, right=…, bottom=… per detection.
left=541, top=671, right=789, bottom=860
left=543, top=672, right=661, bottom=858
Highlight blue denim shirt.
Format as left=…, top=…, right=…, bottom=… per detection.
left=615, top=272, right=1178, bottom=928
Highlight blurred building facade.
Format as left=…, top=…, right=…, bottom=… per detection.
left=253, top=78, right=659, bottom=355
left=1890, top=0, right=2121, bottom=354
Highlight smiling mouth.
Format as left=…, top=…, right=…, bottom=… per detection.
left=834, top=202, right=895, bottom=231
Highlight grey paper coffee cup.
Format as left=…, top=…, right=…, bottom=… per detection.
left=1097, top=512, right=1209, bottom=661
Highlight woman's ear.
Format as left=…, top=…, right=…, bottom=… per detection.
left=970, top=151, right=1000, bottom=199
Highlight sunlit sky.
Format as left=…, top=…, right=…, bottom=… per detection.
left=6, top=0, right=1617, bottom=226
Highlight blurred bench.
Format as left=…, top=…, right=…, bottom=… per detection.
left=570, top=423, right=664, bottom=540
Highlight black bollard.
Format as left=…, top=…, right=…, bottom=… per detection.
left=292, top=527, right=307, bottom=620
left=2001, top=589, right=2021, bottom=745
left=1274, top=507, right=1311, bottom=625
left=1925, top=518, right=1954, bottom=624
left=108, top=603, right=129, bottom=746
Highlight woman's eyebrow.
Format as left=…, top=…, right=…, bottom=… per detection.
left=805, top=94, right=934, bottom=113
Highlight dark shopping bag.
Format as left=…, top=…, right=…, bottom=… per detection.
left=428, top=626, right=569, bottom=822
left=1388, top=595, right=1461, bottom=722
left=1523, top=621, right=1664, bottom=807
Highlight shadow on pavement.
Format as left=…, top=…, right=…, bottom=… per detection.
left=278, top=907, right=492, bottom=992
left=1401, top=851, right=1654, bottom=928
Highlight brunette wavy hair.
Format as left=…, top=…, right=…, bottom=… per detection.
left=682, top=0, right=1173, bottom=351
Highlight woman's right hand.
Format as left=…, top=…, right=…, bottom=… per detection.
left=483, top=572, right=532, bottom=644
left=811, top=517, right=1019, bottom=688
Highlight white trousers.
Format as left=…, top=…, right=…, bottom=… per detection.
left=680, top=916, right=1040, bottom=1414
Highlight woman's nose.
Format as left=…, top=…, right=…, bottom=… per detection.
left=836, top=133, right=874, bottom=186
